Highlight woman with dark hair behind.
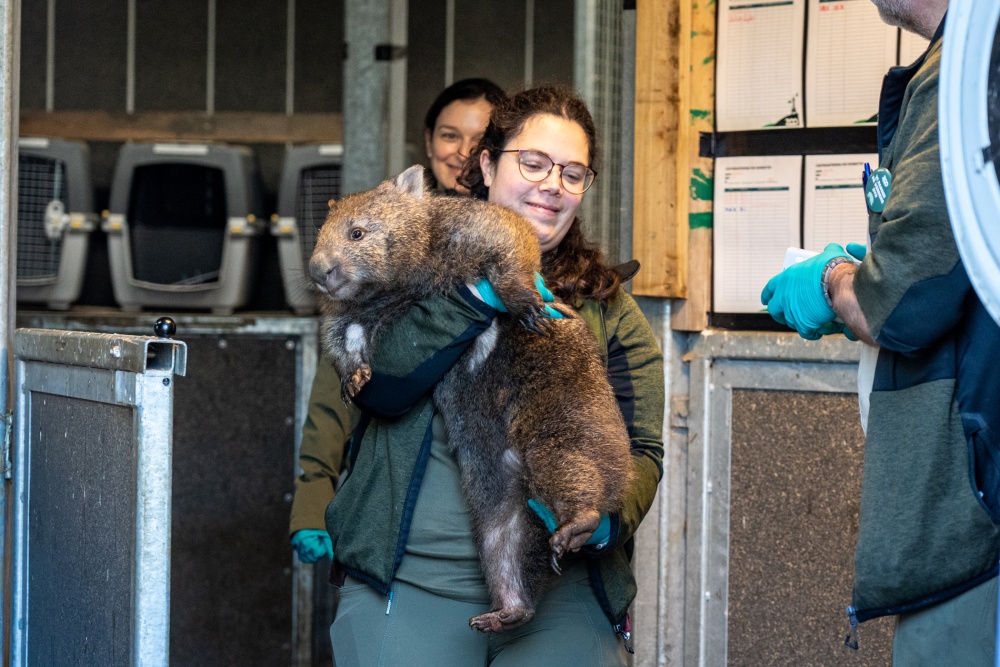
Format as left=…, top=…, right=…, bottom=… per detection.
left=324, top=85, right=665, bottom=666
left=423, top=77, right=507, bottom=194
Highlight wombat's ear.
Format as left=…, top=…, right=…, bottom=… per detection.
left=327, top=199, right=336, bottom=209
left=394, top=165, right=426, bottom=199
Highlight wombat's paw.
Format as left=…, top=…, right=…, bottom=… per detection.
left=517, top=303, right=554, bottom=336
left=339, top=365, right=372, bottom=402
left=469, top=607, right=535, bottom=633
left=549, top=509, right=602, bottom=566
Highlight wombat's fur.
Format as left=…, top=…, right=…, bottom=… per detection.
left=310, top=165, right=633, bottom=633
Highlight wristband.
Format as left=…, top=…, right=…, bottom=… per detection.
left=821, top=257, right=857, bottom=308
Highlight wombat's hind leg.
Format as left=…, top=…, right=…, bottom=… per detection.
left=467, top=501, right=539, bottom=633
left=470, top=608, right=535, bottom=633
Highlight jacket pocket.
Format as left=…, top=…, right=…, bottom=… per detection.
left=853, top=381, right=999, bottom=617
left=969, top=423, right=1000, bottom=524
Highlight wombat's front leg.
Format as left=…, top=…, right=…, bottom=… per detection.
left=321, top=318, right=373, bottom=402
left=484, top=269, right=552, bottom=336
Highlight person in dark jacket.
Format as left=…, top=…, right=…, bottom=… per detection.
left=324, top=86, right=665, bottom=666
left=761, top=1, right=1000, bottom=664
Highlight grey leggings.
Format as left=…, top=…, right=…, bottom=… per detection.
left=330, top=564, right=628, bottom=667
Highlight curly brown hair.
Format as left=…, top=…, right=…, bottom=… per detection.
left=457, top=85, right=622, bottom=304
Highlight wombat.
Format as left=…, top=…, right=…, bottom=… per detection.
left=310, top=164, right=634, bottom=633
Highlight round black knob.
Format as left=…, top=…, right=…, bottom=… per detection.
left=154, top=317, right=176, bottom=339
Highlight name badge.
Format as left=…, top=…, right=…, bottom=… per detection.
left=865, top=168, right=892, bottom=213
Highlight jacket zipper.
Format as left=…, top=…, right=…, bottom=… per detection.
left=613, top=612, right=634, bottom=654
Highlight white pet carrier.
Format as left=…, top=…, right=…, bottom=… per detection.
left=105, top=143, right=264, bottom=315
left=16, top=137, right=96, bottom=310
left=271, top=144, right=343, bottom=315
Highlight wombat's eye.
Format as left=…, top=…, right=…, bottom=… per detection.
left=350, top=228, right=365, bottom=240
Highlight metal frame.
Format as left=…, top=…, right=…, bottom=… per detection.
left=10, top=328, right=187, bottom=667
left=684, top=331, right=860, bottom=666
left=18, top=312, right=320, bottom=666
left=939, top=0, right=1000, bottom=327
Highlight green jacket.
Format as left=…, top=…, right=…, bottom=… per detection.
left=850, top=21, right=1000, bottom=623
left=324, top=285, right=665, bottom=625
left=288, top=356, right=359, bottom=536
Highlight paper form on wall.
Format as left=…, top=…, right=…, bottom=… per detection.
left=802, top=153, right=877, bottom=251
left=713, top=155, right=803, bottom=313
left=898, top=29, right=930, bottom=66
left=805, top=0, right=897, bottom=127
left=716, top=0, right=806, bottom=131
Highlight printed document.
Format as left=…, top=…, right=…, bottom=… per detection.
left=716, top=0, right=807, bottom=131
left=803, top=154, right=877, bottom=251
left=805, top=0, right=897, bottom=127
left=713, top=155, right=803, bottom=312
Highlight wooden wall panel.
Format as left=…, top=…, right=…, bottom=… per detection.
left=671, top=0, right=716, bottom=330
left=632, top=0, right=684, bottom=298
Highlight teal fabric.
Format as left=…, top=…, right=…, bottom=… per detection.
left=290, top=529, right=333, bottom=563
left=473, top=274, right=563, bottom=319
left=527, top=499, right=611, bottom=547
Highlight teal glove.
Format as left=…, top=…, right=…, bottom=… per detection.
left=474, top=273, right=563, bottom=319
left=527, top=498, right=611, bottom=548
left=846, top=243, right=867, bottom=261
left=290, top=529, right=333, bottom=563
left=761, top=242, right=853, bottom=340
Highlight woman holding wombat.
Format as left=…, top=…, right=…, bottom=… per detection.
left=323, top=86, right=665, bottom=666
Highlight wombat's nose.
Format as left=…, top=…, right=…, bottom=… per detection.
left=309, top=256, right=341, bottom=291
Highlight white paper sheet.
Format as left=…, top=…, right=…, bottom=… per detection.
left=713, top=155, right=803, bottom=313
left=898, top=29, right=930, bottom=66
left=805, top=0, right=897, bottom=127
left=716, top=0, right=807, bottom=131
left=802, top=153, right=876, bottom=251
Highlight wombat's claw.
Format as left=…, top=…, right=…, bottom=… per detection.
left=519, top=306, right=554, bottom=336
left=469, top=607, right=535, bottom=633
left=340, top=365, right=372, bottom=402
left=550, top=552, right=562, bottom=575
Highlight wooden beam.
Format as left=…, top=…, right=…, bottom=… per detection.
left=671, top=0, right=716, bottom=331
left=18, top=110, right=343, bottom=145
left=632, top=0, right=684, bottom=298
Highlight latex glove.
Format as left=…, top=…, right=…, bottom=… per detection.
left=527, top=498, right=611, bottom=548
left=473, top=273, right=563, bottom=319
left=290, top=529, right=333, bottom=563
left=761, top=242, right=853, bottom=339
left=845, top=243, right=867, bottom=261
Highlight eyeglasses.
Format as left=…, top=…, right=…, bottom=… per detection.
left=500, top=150, right=597, bottom=194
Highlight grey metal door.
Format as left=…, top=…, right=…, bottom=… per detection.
left=9, top=328, right=186, bottom=667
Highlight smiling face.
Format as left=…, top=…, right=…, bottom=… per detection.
left=480, top=113, right=590, bottom=253
left=425, top=96, right=493, bottom=191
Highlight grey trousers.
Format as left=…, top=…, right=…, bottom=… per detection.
left=329, top=563, right=628, bottom=667
left=893, top=574, right=998, bottom=666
